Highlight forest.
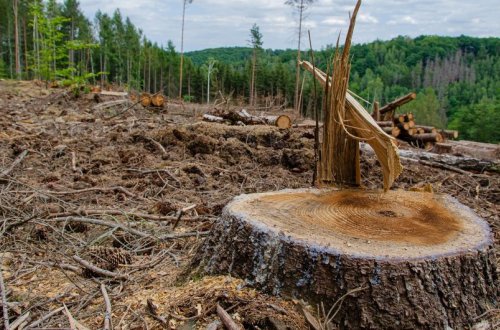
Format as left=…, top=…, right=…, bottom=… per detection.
left=0, top=0, right=499, bottom=143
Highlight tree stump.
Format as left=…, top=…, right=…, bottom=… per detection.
left=191, top=189, right=497, bottom=329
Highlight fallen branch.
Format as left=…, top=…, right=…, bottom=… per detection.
left=146, top=299, right=169, bottom=326
left=49, top=216, right=152, bottom=239
left=49, top=209, right=177, bottom=221
left=145, top=137, right=168, bottom=158
left=10, top=311, right=30, bottom=330
left=216, top=304, right=242, bottom=330
left=63, top=303, right=90, bottom=330
left=158, top=231, right=209, bottom=241
left=172, top=204, right=197, bottom=230
left=0, top=260, right=10, bottom=330
left=93, top=99, right=131, bottom=111
left=100, top=284, right=112, bottom=330
left=0, top=150, right=28, bottom=180
left=72, top=255, right=129, bottom=280
left=41, top=186, right=142, bottom=199
left=25, top=306, right=65, bottom=329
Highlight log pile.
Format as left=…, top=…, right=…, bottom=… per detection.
left=373, top=93, right=458, bottom=148
left=203, top=109, right=291, bottom=129
left=139, top=92, right=165, bottom=108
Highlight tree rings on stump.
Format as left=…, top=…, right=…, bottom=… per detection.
left=191, top=189, right=497, bottom=329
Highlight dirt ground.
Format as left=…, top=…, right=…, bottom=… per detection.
left=0, top=80, right=498, bottom=329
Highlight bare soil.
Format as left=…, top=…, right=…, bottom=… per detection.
left=0, top=80, right=498, bottom=329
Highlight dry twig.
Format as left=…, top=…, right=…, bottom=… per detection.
left=100, top=284, right=112, bottom=330
left=72, top=255, right=129, bottom=280
left=216, top=303, right=242, bottom=330
left=0, top=150, right=28, bottom=180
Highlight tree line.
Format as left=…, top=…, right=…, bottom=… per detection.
left=0, top=1, right=498, bottom=143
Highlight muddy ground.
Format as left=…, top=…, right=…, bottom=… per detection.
left=0, top=80, right=498, bottom=329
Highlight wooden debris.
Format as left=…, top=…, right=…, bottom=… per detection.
left=216, top=304, right=242, bottom=330
left=1, top=260, right=10, bottom=330
left=0, top=149, right=28, bottom=180
left=100, top=284, right=112, bottom=330
left=203, top=109, right=291, bottom=129
left=379, top=92, right=416, bottom=115
left=72, top=255, right=129, bottom=280
left=300, top=60, right=402, bottom=190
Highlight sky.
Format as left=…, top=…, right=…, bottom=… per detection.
left=79, top=0, right=500, bottom=52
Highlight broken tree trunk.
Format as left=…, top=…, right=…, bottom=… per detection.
left=300, top=60, right=403, bottom=190
left=191, top=188, right=497, bottom=329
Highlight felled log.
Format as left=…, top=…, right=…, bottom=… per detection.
left=381, top=126, right=401, bottom=137
left=140, top=93, right=151, bottom=107
left=191, top=188, right=497, bottom=329
left=379, top=92, right=416, bottom=114
left=202, top=114, right=224, bottom=123
left=203, top=109, right=291, bottom=129
left=151, top=94, right=165, bottom=107
left=396, top=122, right=410, bottom=131
left=444, top=140, right=500, bottom=161
left=362, top=142, right=498, bottom=173
left=418, top=126, right=437, bottom=133
left=99, top=91, right=128, bottom=97
left=400, top=132, right=444, bottom=147
left=376, top=121, right=393, bottom=127
left=441, top=129, right=459, bottom=139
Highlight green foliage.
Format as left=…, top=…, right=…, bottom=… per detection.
left=400, top=88, right=446, bottom=128
left=449, top=101, right=500, bottom=143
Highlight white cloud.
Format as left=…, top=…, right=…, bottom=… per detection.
left=322, top=17, right=347, bottom=26
left=78, top=0, right=500, bottom=51
left=358, top=13, right=378, bottom=24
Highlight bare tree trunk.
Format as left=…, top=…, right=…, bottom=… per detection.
left=250, top=48, right=256, bottom=106
left=179, top=0, right=187, bottom=99
left=13, top=0, right=21, bottom=79
left=294, top=0, right=304, bottom=114
left=23, top=17, right=28, bottom=78
left=69, top=20, right=75, bottom=76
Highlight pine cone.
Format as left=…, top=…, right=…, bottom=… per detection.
left=83, top=246, right=132, bottom=278
left=33, top=224, right=49, bottom=241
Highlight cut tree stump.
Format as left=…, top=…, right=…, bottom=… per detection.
left=191, top=189, right=497, bottom=329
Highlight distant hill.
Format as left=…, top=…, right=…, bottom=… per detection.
left=186, top=35, right=500, bottom=143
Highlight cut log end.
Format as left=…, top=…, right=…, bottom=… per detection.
left=140, top=93, right=151, bottom=107
left=192, top=188, right=497, bottom=329
left=151, top=94, right=165, bottom=107
left=273, top=115, right=292, bottom=129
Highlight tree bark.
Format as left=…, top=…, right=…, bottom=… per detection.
left=191, top=189, right=497, bottom=329
left=13, top=0, right=21, bottom=79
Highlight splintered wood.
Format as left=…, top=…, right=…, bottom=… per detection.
left=302, top=0, right=402, bottom=191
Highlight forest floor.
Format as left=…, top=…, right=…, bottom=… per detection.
left=0, top=80, right=498, bottom=329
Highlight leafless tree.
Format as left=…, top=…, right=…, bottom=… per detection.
left=285, top=0, right=315, bottom=113
left=179, top=0, right=193, bottom=99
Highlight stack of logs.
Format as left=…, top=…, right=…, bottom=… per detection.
left=134, top=92, right=165, bottom=108
left=373, top=93, right=458, bottom=148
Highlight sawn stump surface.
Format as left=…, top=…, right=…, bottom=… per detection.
left=192, top=189, right=497, bottom=329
